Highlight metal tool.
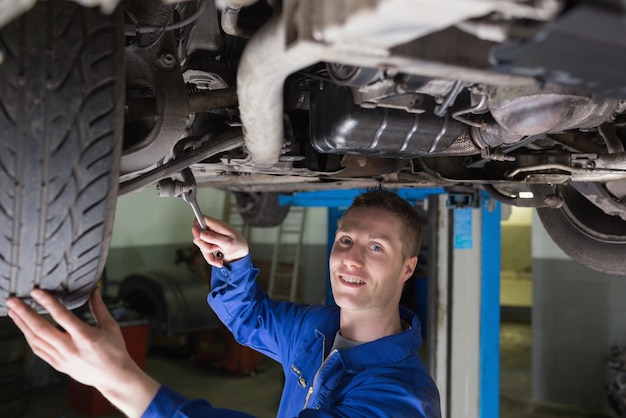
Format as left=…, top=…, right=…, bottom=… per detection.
left=181, top=178, right=207, bottom=230
left=158, top=168, right=223, bottom=260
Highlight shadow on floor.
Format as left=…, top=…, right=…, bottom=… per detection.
left=500, top=321, right=615, bottom=418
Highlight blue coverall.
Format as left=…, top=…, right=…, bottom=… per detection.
left=143, top=255, right=441, bottom=417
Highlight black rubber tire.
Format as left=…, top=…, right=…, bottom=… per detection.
left=233, top=192, right=290, bottom=227
left=0, top=1, right=124, bottom=314
left=536, top=185, right=626, bottom=276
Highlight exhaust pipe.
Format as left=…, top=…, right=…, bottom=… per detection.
left=236, top=15, right=322, bottom=168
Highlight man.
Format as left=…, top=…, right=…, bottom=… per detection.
left=8, top=187, right=440, bottom=417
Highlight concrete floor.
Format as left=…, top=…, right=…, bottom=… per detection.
left=18, top=321, right=617, bottom=418
left=498, top=323, right=614, bottom=418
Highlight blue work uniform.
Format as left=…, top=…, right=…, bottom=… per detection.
left=143, top=254, right=441, bottom=417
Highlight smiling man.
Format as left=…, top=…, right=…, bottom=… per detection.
left=8, top=186, right=440, bottom=418
left=189, top=186, right=441, bottom=417
left=330, top=202, right=419, bottom=343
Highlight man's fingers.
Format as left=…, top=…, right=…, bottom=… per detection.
left=194, top=225, right=224, bottom=244
left=193, top=238, right=222, bottom=267
left=30, top=289, right=86, bottom=336
left=209, top=252, right=225, bottom=267
left=7, top=299, right=64, bottom=367
left=7, top=299, right=39, bottom=341
left=198, top=215, right=223, bottom=232
left=195, top=216, right=238, bottom=238
left=192, top=219, right=202, bottom=239
left=7, top=296, right=51, bottom=338
left=88, top=287, right=116, bottom=329
left=197, top=237, right=224, bottom=253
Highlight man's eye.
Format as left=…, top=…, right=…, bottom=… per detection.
left=371, top=244, right=383, bottom=252
left=340, top=237, right=352, bottom=245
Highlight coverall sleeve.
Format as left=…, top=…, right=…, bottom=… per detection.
left=141, top=385, right=257, bottom=418
left=207, top=254, right=310, bottom=363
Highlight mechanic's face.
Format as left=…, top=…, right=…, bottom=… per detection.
left=329, top=207, right=417, bottom=314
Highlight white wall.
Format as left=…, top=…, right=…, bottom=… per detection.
left=500, top=206, right=533, bottom=307
left=531, top=211, right=569, bottom=260
left=531, top=211, right=626, bottom=411
left=110, top=187, right=329, bottom=247
left=503, top=205, right=533, bottom=225
left=110, top=187, right=226, bottom=247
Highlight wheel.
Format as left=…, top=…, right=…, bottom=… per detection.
left=233, top=192, right=290, bottom=227
left=0, top=1, right=124, bottom=314
left=536, top=184, right=626, bottom=276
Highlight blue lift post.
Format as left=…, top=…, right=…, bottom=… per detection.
left=279, top=188, right=501, bottom=418
left=479, top=193, right=501, bottom=418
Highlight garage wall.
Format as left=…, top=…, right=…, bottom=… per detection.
left=500, top=206, right=532, bottom=308
left=110, top=187, right=227, bottom=247
left=105, top=188, right=329, bottom=305
left=110, top=188, right=329, bottom=248
left=531, top=212, right=626, bottom=410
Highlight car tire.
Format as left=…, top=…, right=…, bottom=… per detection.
left=536, top=184, right=626, bottom=276
left=0, top=1, right=124, bottom=314
left=233, top=192, right=290, bottom=227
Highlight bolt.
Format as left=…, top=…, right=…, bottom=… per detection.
left=156, top=52, right=177, bottom=71
left=543, top=194, right=561, bottom=208
left=585, top=160, right=595, bottom=169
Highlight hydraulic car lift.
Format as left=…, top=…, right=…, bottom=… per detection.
left=280, top=188, right=501, bottom=418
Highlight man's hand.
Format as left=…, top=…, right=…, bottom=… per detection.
left=7, top=288, right=160, bottom=418
left=192, top=215, right=250, bottom=267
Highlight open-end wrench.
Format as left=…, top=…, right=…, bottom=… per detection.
left=181, top=171, right=224, bottom=261
left=181, top=181, right=207, bottom=230
left=158, top=168, right=223, bottom=260
left=182, top=186, right=224, bottom=261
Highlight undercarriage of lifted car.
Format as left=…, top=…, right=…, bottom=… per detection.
left=1, top=0, right=626, bottom=314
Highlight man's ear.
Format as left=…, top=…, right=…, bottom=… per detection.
left=402, top=256, right=418, bottom=283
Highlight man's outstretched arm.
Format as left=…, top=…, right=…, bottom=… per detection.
left=7, top=287, right=161, bottom=418
left=7, top=288, right=259, bottom=418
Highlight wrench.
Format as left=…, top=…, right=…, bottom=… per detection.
left=181, top=172, right=224, bottom=261
left=158, top=168, right=223, bottom=260
left=182, top=185, right=224, bottom=261
left=181, top=181, right=207, bottom=230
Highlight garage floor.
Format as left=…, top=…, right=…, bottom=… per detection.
left=19, top=322, right=614, bottom=418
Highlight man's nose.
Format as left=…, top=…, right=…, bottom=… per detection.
left=343, top=245, right=364, bottom=268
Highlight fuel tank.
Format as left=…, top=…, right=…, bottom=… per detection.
left=310, top=84, right=465, bottom=157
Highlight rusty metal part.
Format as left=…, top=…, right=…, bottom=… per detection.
left=118, top=129, right=244, bottom=196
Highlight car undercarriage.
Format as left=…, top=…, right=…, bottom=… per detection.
left=1, top=0, right=626, bottom=314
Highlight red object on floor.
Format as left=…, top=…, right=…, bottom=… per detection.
left=69, top=321, right=149, bottom=417
left=195, top=326, right=263, bottom=376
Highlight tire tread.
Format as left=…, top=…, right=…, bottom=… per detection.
left=0, top=1, right=123, bottom=314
